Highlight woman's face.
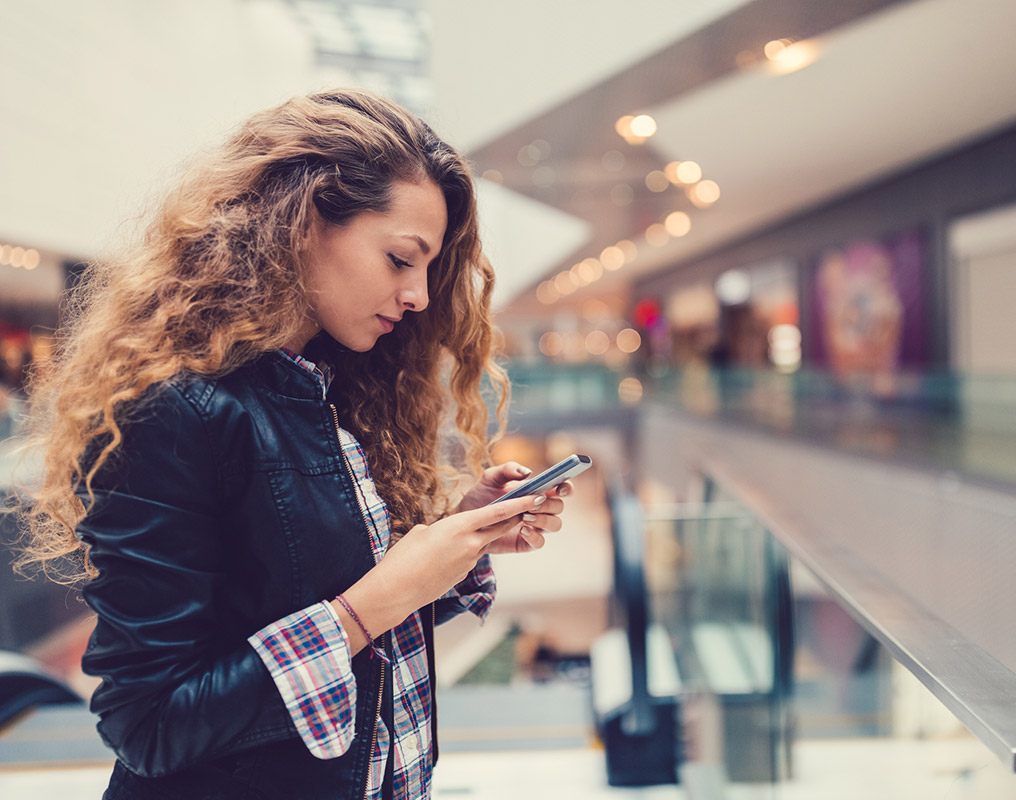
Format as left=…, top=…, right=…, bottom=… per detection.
left=293, top=179, right=448, bottom=354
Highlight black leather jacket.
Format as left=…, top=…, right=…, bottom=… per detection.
left=79, top=352, right=420, bottom=799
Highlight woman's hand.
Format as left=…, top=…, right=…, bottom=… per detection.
left=457, top=461, right=572, bottom=554
left=339, top=494, right=552, bottom=646
left=457, top=462, right=533, bottom=511
left=459, top=462, right=573, bottom=509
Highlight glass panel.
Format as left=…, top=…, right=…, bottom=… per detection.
left=645, top=487, right=1016, bottom=798
left=507, top=362, right=1016, bottom=486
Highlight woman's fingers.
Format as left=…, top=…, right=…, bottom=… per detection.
left=480, top=461, right=532, bottom=488
left=517, top=527, right=546, bottom=552
left=458, top=493, right=546, bottom=536
left=521, top=511, right=563, bottom=533
left=531, top=495, right=564, bottom=516
left=553, top=480, right=575, bottom=498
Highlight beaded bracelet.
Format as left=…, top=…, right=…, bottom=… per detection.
left=334, top=593, right=375, bottom=655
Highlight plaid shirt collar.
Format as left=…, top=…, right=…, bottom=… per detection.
left=278, top=347, right=334, bottom=399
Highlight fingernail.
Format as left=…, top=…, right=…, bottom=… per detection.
left=522, top=513, right=537, bottom=523
left=519, top=466, right=533, bottom=476
left=557, top=484, right=571, bottom=497
left=520, top=525, right=534, bottom=536
left=532, top=495, right=547, bottom=507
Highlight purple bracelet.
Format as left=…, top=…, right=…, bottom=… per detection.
left=335, top=594, right=376, bottom=655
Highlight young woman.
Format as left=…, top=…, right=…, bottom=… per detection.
left=16, top=89, right=569, bottom=799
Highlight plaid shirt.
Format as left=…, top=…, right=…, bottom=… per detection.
left=249, top=350, right=495, bottom=799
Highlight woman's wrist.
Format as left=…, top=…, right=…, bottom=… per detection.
left=329, top=568, right=419, bottom=656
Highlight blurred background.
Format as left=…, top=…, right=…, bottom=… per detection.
left=3, top=0, right=1016, bottom=797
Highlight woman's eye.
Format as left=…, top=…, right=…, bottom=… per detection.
left=389, top=254, right=413, bottom=270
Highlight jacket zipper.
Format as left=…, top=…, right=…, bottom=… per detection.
left=330, top=404, right=387, bottom=800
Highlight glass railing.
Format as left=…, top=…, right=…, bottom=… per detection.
left=506, top=363, right=1016, bottom=486
left=641, top=482, right=1016, bottom=797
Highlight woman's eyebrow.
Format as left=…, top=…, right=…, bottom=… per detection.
left=396, top=233, right=431, bottom=255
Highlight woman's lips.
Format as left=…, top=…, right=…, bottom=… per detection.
left=377, top=315, right=395, bottom=333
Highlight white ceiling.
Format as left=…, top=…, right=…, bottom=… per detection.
left=456, top=0, right=1016, bottom=308
left=621, top=0, right=1016, bottom=288
left=429, top=0, right=754, bottom=153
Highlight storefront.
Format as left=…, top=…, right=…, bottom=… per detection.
left=0, top=238, right=67, bottom=437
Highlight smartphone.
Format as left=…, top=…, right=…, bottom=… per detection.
left=489, top=454, right=592, bottom=504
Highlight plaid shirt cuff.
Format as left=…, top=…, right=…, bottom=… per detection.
left=248, top=601, right=356, bottom=759
left=436, top=554, right=496, bottom=624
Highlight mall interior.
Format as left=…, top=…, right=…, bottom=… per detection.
left=3, top=0, right=1016, bottom=797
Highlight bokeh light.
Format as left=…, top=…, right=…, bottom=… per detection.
left=616, top=328, right=642, bottom=353
left=676, top=161, right=703, bottom=183
left=600, top=245, right=625, bottom=271
left=645, top=223, right=669, bottom=247
left=536, top=280, right=559, bottom=304
left=618, top=377, right=644, bottom=405
left=539, top=331, right=564, bottom=357
left=645, top=170, right=670, bottom=192
left=617, top=239, right=638, bottom=262
left=629, top=114, right=657, bottom=138
left=691, top=179, right=721, bottom=206
left=665, top=211, right=691, bottom=237
left=585, top=330, right=610, bottom=356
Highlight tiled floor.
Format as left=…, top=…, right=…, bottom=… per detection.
left=3, top=737, right=1016, bottom=799
left=0, top=749, right=674, bottom=800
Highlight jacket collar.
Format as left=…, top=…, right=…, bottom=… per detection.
left=253, top=351, right=329, bottom=401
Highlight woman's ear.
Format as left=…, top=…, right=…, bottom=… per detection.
left=299, top=207, right=325, bottom=253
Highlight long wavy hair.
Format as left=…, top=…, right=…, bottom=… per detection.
left=14, top=89, right=508, bottom=584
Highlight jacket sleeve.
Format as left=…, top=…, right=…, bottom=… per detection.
left=78, top=384, right=297, bottom=778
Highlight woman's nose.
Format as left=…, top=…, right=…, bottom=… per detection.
left=399, top=274, right=429, bottom=312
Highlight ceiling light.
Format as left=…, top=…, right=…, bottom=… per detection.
left=616, top=329, right=642, bottom=354
left=536, top=281, right=559, bottom=304
left=618, top=377, right=644, bottom=405
left=716, top=269, right=751, bottom=304
left=629, top=115, right=657, bottom=138
left=615, top=115, right=635, bottom=138
left=600, top=246, right=625, bottom=271
left=585, top=330, right=610, bottom=356
left=616, top=240, right=638, bottom=262
left=582, top=298, right=610, bottom=321
left=539, top=331, right=564, bottom=357
left=581, top=258, right=604, bottom=282
left=764, top=38, right=793, bottom=60
left=676, top=161, right=703, bottom=183
left=570, top=263, right=590, bottom=287
left=665, top=211, right=691, bottom=237
left=645, top=223, right=669, bottom=247
left=691, top=180, right=721, bottom=206
left=766, top=40, right=818, bottom=75
left=645, top=170, right=670, bottom=192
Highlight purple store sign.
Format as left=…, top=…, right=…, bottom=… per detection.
left=807, top=228, right=929, bottom=376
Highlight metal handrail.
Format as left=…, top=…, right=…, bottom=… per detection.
left=701, top=455, right=1016, bottom=773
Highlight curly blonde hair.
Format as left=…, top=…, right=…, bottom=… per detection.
left=14, top=89, right=508, bottom=583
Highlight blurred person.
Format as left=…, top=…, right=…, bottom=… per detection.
left=12, top=89, right=571, bottom=799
